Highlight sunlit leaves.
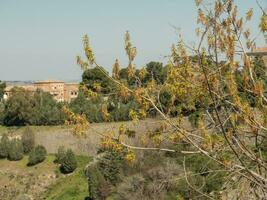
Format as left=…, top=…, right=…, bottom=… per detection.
left=112, top=59, right=120, bottom=79
left=117, top=84, right=130, bottom=102
left=195, top=0, right=202, bottom=7
left=63, top=106, right=89, bottom=136
left=80, top=85, right=98, bottom=100
left=129, top=109, right=139, bottom=123
left=138, top=67, right=147, bottom=80
left=259, top=14, right=267, bottom=33
left=246, top=8, right=253, bottom=21
left=100, top=135, right=123, bottom=152
left=101, top=103, right=110, bottom=122
left=127, top=63, right=136, bottom=78
left=83, top=35, right=95, bottom=65
left=125, top=31, right=137, bottom=63
left=124, top=150, right=136, bottom=163
left=76, top=55, right=89, bottom=71
left=197, top=9, right=207, bottom=25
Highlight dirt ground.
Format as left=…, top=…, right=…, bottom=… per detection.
left=0, top=155, right=58, bottom=200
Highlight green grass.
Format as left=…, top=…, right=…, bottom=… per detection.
left=42, top=155, right=92, bottom=200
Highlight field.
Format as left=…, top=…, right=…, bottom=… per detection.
left=0, top=154, right=91, bottom=200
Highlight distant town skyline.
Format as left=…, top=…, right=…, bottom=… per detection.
left=0, top=0, right=266, bottom=81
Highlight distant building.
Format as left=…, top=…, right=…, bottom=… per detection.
left=4, top=80, right=79, bottom=102
left=247, top=45, right=267, bottom=67
left=247, top=46, right=267, bottom=81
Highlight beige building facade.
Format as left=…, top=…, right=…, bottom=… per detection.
left=4, top=80, right=79, bottom=103
left=247, top=46, right=267, bottom=66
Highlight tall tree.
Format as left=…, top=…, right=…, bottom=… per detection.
left=72, top=1, right=267, bottom=198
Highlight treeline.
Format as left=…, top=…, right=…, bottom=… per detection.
left=0, top=57, right=266, bottom=126
left=0, top=87, right=66, bottom=126
left=0, top=61, right=168, bottom=126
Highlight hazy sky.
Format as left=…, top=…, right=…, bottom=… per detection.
left=0, top=0, right=266, bottom=81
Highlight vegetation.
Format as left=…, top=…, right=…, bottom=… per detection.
left=0, top=154, right=91, bottom=200
left=68, top=0, right=267, bottom=199
left=0, top=80, right=6, bottom=101
left=54, top=145, right=66, bottom=164
left=22, top=126, right=35, bottom=153
left=0, top=0, right=266, bottom=199
left=2, top=88, right=65, bottom=126
left=28, top=145, right=47, bottom=166
left=86, top=164, right=111, bottom=200
left=7, top=138, right=24, bottom=161
left=60, top=149, right=77, bottom=174
left=42, top=155, right=91, bottom=200
left=0, top=134, right=9, bottom=158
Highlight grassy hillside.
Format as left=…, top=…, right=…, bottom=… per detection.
left=0, top=154, right=91, bottom=200
left=42, top=155, right=91, bottom=200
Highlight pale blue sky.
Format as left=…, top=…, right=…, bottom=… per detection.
left=0, top=0, right=266, bottom=81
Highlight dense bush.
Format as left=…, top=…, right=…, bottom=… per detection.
left=86, top=164, right=112, bottom=200
left=60, top=149, right=77, bottom=173
left=54, top=145, right=66, bottom=164
left=8, top=139, right=24, bottom=161
left=22, top=127, right=35, bottom=153
left=97, top=150, right=126, bottom=185
left=28, top=145, right=47, bottom=166
left=0, top=134, right=9, bottom=158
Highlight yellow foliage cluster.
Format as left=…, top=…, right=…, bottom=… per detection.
left=63, top=106, right=89, bottom=136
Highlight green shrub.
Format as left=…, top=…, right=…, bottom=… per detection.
left=60, top=149, right=77, bottom=173
left=8, top=139, right=24, bottom=161
left=54, top=145, right=66, bottom=164
left=22, top=127, right=35, bottom=153
left=0, top=134, right=9, bottom=158
left=97, top=150, right=125, bottom=185
left=28, top=145, right=47, bottom=166
left=86, top=164, right=112, bottom=200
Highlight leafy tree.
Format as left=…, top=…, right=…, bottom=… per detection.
left=0, top=134, right=9, bottom=158
left=28, top=145, right=47, bottom=166
left=60, top=149, right=77, bottom=173
left=32, top=89, right=66, bottom=125
left=82, top=67, right=115, bottom=94
left=144, top=61, right=167, bottom=84
left=69, top=92, right=104, bottom=123
left=8, top=139, right=24, bottom=161
left=3, top=87, right=35, bottom=126
left=74, top=1, right=267, bottom=198
left=22, top=126, right=35, bottom=153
